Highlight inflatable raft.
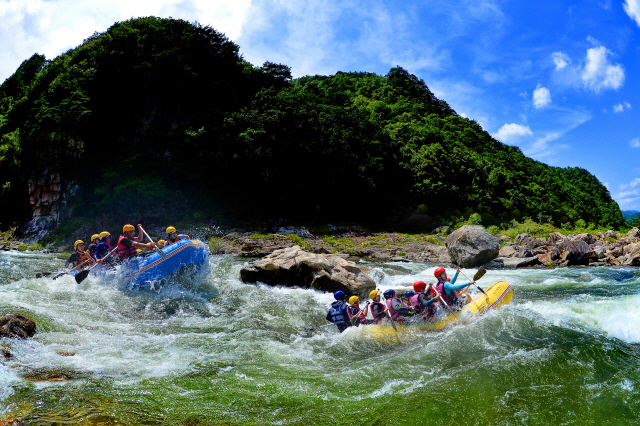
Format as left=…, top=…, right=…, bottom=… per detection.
left=362, top=281, right=513, bottom=339
left=73, top=239, right=210, bottom=288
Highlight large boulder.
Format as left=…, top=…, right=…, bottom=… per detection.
left=623, top=244, right=640, bottom=266
left=628, top=227, right=640, bottom=239
left=573, top=233, right=597, bottom=245
left=501, top=257, right=541, bottom=268
left=558, top=240, right=597, bottom=265
left=514, top=233, right=534, bottom=246
left=445, top=225, right=500, bottom=268
left=0, top=313, right=36, bottom=339
left=239, top=246, right=375, bottom=298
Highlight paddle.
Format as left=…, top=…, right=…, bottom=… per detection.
left=473, top=268, right=487, bottom=281
left=75, top=247, right=117, bottom=284
left=138, top=226, right=168, bottom=260
left=349, top=301, right=370, bottom=325
left=458, top=269, right=487, bottom=296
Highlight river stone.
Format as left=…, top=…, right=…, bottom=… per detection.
left=445, top=225, right=500, bottom=268
left=499, top=246, right=517, bottom=258
left=514, top=233, right=534, bottom=246
left=239, top=245, right=375, bottom=298
left=501, top=256, right=541, bottom=268
left=628, top=227, right=640, bottom=239
left=573, top=233, right=597, bottom=245
left=0, top=313, right=36, bottom=339
left=548, top=232, right=567, bottom=246
left=558, top=240, right=597, bottom=266
left=623, top=244, right=640, bottom=266
left=605, top=230, right=617, bottom=239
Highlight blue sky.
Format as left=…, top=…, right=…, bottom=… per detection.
left=1, top=0, right=639, bottom=211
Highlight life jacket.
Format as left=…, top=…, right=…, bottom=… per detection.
left=166, top=236, right=180, bottom=245
left=73, top=251, right=92, bottom=269
left=410, top=294, right=423, bottom=313
left=117, top=235, right=138, bottom=261
left=370, top=301, right=387, bottom=324
left=412, top=292, right=437, bottom=319
left=435, top=281, right=458, bottom=307
left=328, top=301, right=349, bottom=325
left=386, top=297, right=409, bottom=321
left=348, top=305, right=364, bottom=326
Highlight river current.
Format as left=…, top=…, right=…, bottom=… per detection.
left=1, top=250, right=639, bottom=425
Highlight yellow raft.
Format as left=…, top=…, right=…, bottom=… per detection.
left=362, top=281, right=513, bottom=339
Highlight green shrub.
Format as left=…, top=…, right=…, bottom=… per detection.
left=208, top=236, right=220, bottom=252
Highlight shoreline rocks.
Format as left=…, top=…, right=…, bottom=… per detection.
left=239, top=245, right=376, bottom=298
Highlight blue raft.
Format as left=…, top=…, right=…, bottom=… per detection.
left=74, top=239, right=210, bottom=288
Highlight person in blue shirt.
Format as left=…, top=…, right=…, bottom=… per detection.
left=433, top=266, right=475, bottom=310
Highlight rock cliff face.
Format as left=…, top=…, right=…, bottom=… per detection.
left=20, top=171, right=78, bottom=242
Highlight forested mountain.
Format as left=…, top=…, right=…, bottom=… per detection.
left=0, top=17, right=624, bottom=232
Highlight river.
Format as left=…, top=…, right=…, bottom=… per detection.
left=1, top=250, right=639, bottom=425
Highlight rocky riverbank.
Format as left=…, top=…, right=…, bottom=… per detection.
left=217, top=226, right=640, bottom=269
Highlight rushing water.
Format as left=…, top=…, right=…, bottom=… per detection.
left=1, top=251, right=640, bottom=425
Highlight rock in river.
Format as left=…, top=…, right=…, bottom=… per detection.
left=445, top=225, right=500, bottom=268
left=239, top=245, right=376, bottom=298
left=0, top=312, right=36, bottom=339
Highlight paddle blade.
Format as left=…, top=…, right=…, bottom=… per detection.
left=74, top=269, right=90, bottom=284
left=473, top=268, right=487, bottom=281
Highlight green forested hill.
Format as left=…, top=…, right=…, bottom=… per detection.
left=0, top=17, right=624, bottom=232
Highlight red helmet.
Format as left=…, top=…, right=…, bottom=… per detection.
left=434, top=267, right=446, bottom=278
left=413, top=281, right=427, bottom=292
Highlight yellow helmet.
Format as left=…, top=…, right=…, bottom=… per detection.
left=157, top=239, right=166, bottom=246
left=90, top=234, right=100, bottom=242
left=166, top=226, right=177, bottom=234
left=123, top=224, right=135, bottom=232
left=349, top=295, right=359, bottom=305
left=99, top=231, right=111, bottom=239
left=369, top=290, right=379, bottom=300
left=74, top=240, right=85, bottom=250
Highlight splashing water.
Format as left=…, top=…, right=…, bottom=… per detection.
left=1, top=252, right=640, bottom=424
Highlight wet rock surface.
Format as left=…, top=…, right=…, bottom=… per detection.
left=0, top=313, right=36, bottom=339
left=239, top=245, right=376, bottom=298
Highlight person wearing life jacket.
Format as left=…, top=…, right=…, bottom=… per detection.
left=369, top=290, right=389, bottom=324
left=326, top=291, right=352, bottom=332
left=433, top=266, right=475, bottom=310
left=117, top=224, right=155, bottom=262
left=94, top=232, right=113, bottom=261
left=383, top=289, right=414, bottom=323
left=410, top=281, right=440, bottom=320
left=156, top=239, right=166, bottom=249
left=165, top=226, right=190, bottom=246
left=65, top=240, right=95, bottom=270
left=347, top=296, right=371, bottom=327
left=87, top=234, right=100, bottom=259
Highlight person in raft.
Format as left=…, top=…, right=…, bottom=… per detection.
left=87, top=234, right=100, bottom=259
left=165, top=226, right=190, bottom=245
left=94, top=232, right=113, bottom=260
left=117, top=224, right=156, bottom=262
left=347, top=296, right=372, bottom=327
left=369, top=290, right=390, bottom=324
left=383, top=289, right=414, bottom=324
left=326, top=291, right=352, bottom=332
left=65, top=240, right=95, bottom=270
left=433, top=266, right=475, bottom=310
left=410, top=281, right=440, bottom=321
left=156, top=239, right=166, bottom=249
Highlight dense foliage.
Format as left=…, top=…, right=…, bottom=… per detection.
left=0, top=17, right=624, bottom=233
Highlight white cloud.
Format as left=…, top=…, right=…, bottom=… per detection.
left=631, top=138, right=640, bottom=148
left=623, top=0, right=640, bottom=26
left=615, top=177, right=640, bottom=210
left=581, top=45, right=624, bottom=92
left=493, top=123, right=533, bottom=143
left=614, top=102, right=631, bottom=113
left=0, top=0, right=252, bottom=82
left=532, top=84, right=551, bottom=109
left=552, top=51, right=570, bottom=70
left=551, top=42, right=624, bottom=93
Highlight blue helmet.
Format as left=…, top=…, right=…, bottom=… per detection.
left=334, top=290, right=346, bottom=300
left=404, top=291, right=415, bottom=298
left=383, top=289, right=395, bottom=299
